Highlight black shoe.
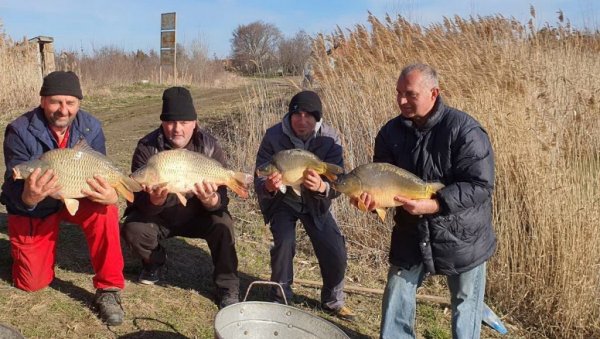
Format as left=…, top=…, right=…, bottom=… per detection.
left=138, top=261, right=164, bottom=285
left=323, top=305, right=356, bottom=322
left=138, top=266, right=160, bottom=285
left=217, top=289, right=240, bottom=309
left=94, top=289, right=124, bottom=326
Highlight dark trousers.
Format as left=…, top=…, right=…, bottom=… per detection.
left=121, top=208, right=239, bottom=294
left=269, top=204, right=347, bottom=310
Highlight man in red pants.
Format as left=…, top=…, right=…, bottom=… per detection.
left=1, top=71, right=125, bottom=326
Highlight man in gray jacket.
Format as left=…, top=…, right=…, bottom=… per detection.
left=254, top=90, right=355, bottom=321
left=353, top=64, right=496, bottom=338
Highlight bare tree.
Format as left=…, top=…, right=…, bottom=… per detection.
left=230, top=21, right=282, bottom=75
left=279, top=30, right=312, bottom=76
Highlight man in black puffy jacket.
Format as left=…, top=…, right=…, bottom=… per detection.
left=353, top=64, right=496, bottom=339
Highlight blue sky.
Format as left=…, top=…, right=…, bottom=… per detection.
left=0, top=0, right=597, bottom=58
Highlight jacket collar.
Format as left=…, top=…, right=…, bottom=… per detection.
left=400, top=95, right=447, bottom=132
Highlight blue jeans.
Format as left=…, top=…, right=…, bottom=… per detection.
left=380, top=262, right=486, bottom=339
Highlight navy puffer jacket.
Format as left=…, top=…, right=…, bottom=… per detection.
left=374, top=96, right=496, bottom=275
left=1, top=107, right=106, bottom=218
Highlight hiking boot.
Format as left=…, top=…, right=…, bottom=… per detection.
left=94, top=289, right=124, bottom=326
left=323, top=305, right=356, bottom=322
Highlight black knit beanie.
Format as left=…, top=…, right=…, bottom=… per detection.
left=288, top=90, right=322, bottom=121
left=39, top=71, right=83, bottom=99
left=160, top=87, right=197, bottom=121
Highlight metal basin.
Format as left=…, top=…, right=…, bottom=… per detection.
left=214, top=281, right=349, bottom=339
left=0, top=324, right=24, bottom=339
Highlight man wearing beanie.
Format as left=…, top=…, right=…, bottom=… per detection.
left=254, top=90, right=355, bottom=321
left=121, top=86, right=241, bottom=309
left=1, top=71, right=126, bottom=326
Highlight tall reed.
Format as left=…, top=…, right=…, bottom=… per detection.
left=232, top=13, right=600, bottom=338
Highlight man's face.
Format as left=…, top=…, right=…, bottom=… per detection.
left=396, top=71, right=439, bottom=125
left=161, top=121, right=196, bottom=148
left=290, top=111, right=317, bottom=140
left=40, top=95, right=80, bottom=130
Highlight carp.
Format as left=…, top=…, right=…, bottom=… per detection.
left=256, top=149, right=343, bottom=195
left=332, top=162, right=444, bottom=221
left=13, top=140, right=142, bottom=216
left=130, top=149, right=253, bottom=206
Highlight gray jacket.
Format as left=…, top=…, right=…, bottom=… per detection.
left=374, top=96, right=496, bottom=275
left=254, top=113, right=344, bottom=227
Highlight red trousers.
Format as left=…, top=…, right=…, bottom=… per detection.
left=8, top=199, right=125, bottom=292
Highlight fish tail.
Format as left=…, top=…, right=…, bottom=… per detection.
left=114, top=176, right=143, bottom=202
left=322, top=163, right=344, bottom=181
left=115, top=181, right=135, bottom=203
left=426, top=182, right=445, bottom=197
left=228, top=172, right=253, bottom=199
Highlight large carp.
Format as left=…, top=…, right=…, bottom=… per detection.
left=130, top=149, right=253, bottom=206
left=13, top=140, right=142, bottom=216
left=332, top=162, right=444, bottom=221
left=256, top=149, right=343, bottom=195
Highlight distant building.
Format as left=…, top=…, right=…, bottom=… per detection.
left=28, top=36, right=55, bottom=77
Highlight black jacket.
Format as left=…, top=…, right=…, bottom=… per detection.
left=124, top=125, right=229, bottom=221
left=374, top=96, right=496, bottom=275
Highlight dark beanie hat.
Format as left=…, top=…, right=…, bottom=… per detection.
left=288, top=90, right=322, bottom=121
left=160, top=87, right=197, bottom=121
left=39, top=71, right=83, bottom=99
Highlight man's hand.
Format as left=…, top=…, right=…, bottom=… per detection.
left=394, top=196, right=440, bottom=215
left=265, top=172, right=283, bottom=193
left=143, top=184, right=169, bottom=206
left=194, top=180, right=220, bottom=209
left=82, top=175, right=119, bottom=205
left=303, top=169, right=326, bottom=193
left=350, top=192, right=377, bottom=212
left=21, top=168, right=61, bottom=208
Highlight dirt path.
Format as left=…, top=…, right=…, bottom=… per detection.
left=0, top=80, right=380, bottom=338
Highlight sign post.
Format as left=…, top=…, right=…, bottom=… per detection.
left=160, top=12, right=176, bottom=84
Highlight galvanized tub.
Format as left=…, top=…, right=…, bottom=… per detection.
left=214, top=281, right=349, bottom=339
left=0, top=323, right=24, bottom=339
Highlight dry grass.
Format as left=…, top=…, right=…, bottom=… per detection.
left=0, top=31, right=42, bottom=120
left=230, top=13, right=600, bottom=339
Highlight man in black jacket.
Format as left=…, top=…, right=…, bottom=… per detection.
left=353, top=64, right=496, bottom=338
left=121, top=87, right=240, bottom=309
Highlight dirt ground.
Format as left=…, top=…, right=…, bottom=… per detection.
left=0, top=81, right=509, bottom=338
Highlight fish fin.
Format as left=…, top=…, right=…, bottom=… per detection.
left=72, top=139, right=95, bottom=153
left=322, top=163, right=343, bottom=181
left=279, top=185, right=287, bottom=194
left=227, top=171, right=253, bottom=199
left=175, top=192, right=187, bottom=206
left=12, top=167, right=21, bottom=180
left=375, top=208, right=387, bottom=222
left=292, top=185, right=302, bottom=196
left=121, top=176, right=143, bottom=192
left=426, top=182, right=445, bottom=197
left=115, top=181, right=134, bottom=203
left=63, top=198, right=80, bottom=216
left=357, top=199, right=368, bottom=212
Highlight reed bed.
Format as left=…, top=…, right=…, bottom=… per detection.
left=0, top=31, right=43, bottom=120
left=231, top=13, right=600, bottom=338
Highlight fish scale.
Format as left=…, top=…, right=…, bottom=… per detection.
left=130, top=149, right=253, bottom=206
left=332, top=162, right=444, bottom=221
left=12, top=140, right=142, bottom=216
